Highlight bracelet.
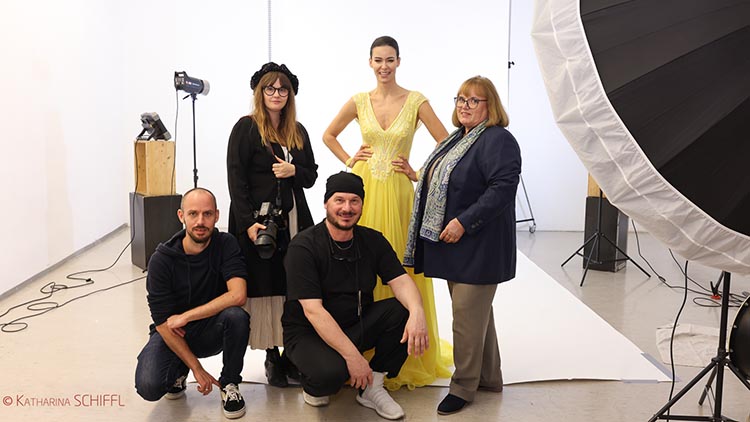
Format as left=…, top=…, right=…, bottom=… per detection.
left=345, top=157, right=354, bottom=168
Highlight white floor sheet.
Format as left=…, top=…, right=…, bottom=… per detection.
left=195, top=251, right=671, bottom=386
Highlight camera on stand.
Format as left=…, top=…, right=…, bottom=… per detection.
left=254, top=201, right=285, bottom=259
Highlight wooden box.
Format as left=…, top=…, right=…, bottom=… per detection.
left=134, top=140, right=175, bottom=196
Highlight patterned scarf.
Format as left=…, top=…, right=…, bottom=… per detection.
left=404, top=120, right=488, bottom=266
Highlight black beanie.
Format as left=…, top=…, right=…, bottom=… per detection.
left=324, top=172, right=365, bottom=203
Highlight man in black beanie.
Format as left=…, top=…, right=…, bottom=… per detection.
left=281, top=172, right=429, bottom=420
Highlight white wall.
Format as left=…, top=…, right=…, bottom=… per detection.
left=270, top=0, right=512, bottom=220
left=1, top=0, right=587, bottom=295
left=1, top=1, right=139, bottom=294
left=508, top=1, right=587, bottom=230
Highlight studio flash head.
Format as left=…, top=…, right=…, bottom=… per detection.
left=174, top=71, right=210, bottom=96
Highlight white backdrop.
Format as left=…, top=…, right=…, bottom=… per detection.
left=1, top=0, right=583, bottom=295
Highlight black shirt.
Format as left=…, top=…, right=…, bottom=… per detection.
left=282, top=222, right=406, bottom=341
left=146, top=229, right=247, bottom=330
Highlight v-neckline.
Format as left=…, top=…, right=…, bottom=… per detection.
left=367, top=91, right=411, bottom=132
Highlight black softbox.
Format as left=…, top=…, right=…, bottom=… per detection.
left=532, top=0, right=750, bottom=274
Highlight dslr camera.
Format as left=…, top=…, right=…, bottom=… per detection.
left=254, top=201, right=285, bottom=259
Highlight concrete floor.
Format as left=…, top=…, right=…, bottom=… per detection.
left=0, top=227, right=748, bottom=421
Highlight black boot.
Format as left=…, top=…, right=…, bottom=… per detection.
left=265, top=348, right=288, bottom=388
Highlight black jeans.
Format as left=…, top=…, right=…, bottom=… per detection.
left=285, top=297, right=409, bottom=397
left=134, top=306, right=249, bottom=401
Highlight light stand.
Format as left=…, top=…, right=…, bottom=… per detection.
left=186, top=93, right=199, bottom=188
left=174, top=71, right=209, bottom=189
left=648, top=271, right=750, bottom=421
left=561, top=189, right=650, bottom=286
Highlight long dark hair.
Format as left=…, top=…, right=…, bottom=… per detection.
left=251, top=71, right=303, bottom=150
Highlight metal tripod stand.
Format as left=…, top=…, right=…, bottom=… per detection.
left=648, top=272, right=750, bottom=421
left=561, top=189, right=650, bottom=286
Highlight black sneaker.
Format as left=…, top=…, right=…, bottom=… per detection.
left=164, top=375, right=187, bottom=400
left=220, top=384, right=246, bottom=419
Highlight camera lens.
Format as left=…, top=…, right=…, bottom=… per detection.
left=255, top=221, right=278, bottom=259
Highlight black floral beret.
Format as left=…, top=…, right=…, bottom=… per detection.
left=250, top=62, right=299, bottom=95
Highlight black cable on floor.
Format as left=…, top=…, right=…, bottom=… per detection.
left=631, top=220, right=745, bottom=308
left=0, top=218, right=142, bottom=333
left=0, top=146, right=147, bottom=333
left=631, top=220, right=666, bottom=282
left=667, top=251, right=745, bottom=309
left=0, top=274, right=145, bottom=333
left=666, top=260, right=690, bottom=418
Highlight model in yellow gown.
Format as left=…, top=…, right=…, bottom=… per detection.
left=350, top=90, right=453, bottom=390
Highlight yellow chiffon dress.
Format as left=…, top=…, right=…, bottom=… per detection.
left=351, top=91, right=453, bottom=390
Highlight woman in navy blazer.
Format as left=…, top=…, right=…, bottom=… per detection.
left=404, top=76, right=521, bottom=415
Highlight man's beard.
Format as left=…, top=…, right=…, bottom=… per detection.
left=187, top=226, right=211, bottom=243
left=326, top=211, right=359, bottom=231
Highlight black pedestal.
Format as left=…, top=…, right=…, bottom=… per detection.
left=129, top=192, right=183, bottom=270
left=583, top=196, right=629, bottom=272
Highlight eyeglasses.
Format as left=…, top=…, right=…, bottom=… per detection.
left=263, top=86, right=290, bottom=97
left=454, top=96, right=487, bottom=109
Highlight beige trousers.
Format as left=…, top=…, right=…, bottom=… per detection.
left=447, top=281, right=503, bottom=401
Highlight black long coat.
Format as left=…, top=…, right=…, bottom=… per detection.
left=414, top=125, right=521, bottom=284
left=227, top=116, right=318, bottom=297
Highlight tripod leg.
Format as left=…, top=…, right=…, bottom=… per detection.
left=647, top=359, right=720, bottom=422
left=519, top=175, right=537, bottom=232
left=580, top=235, right=599, bottom=287
left=561, top=232, right=597, bottom=267
left=600, top=233, right=651, bottom=277
left=698, top=366, right=717, bottom=405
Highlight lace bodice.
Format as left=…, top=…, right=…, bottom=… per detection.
left=353, top=91, right=427, bottom=180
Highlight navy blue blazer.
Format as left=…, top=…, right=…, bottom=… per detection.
left=414, top=125, right=521, bottom=284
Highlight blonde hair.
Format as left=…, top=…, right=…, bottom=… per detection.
left=451, top=76, right=509, bottom=128
left=251, top=71, right=303, bottom=150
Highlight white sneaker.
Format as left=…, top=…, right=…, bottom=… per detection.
left=356, top=372, right=405, bottom=420
left=303, top=390, right=330, bottom=407
left=164, top=375, right=187, bottom=400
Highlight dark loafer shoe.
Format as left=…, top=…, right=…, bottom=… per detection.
left=437, top=394, right=468, bottom=415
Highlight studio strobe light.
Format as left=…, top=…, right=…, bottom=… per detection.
left=174, top=71, right=210, bottom=188
left=174, top=71, right=210, bottom=96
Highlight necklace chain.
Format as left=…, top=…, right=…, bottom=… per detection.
left=332, top=237, right=354, bottom=251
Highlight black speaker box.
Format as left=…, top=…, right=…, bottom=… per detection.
left=583, top=195, right=629, bottom=272
left=129, top=192, right=183, bottom=270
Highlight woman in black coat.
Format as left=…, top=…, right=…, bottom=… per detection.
left=227, top=62, right=318, bottom=387
left=404, top=76, right=521, bottom=414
